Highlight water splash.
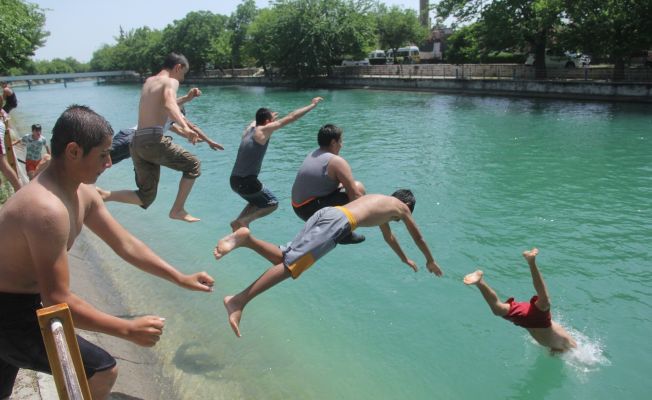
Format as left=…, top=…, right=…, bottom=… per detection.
left=561, top=328, right=610, bottom=376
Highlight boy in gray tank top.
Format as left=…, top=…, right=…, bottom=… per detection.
left=229, top=97, right=323, bottom=231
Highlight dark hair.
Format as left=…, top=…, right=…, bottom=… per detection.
left=391, top=189, right=416, bottom=213
left=31, top=124, right=41, bottom=131
left=317, top=124, right=343, bottom=147
left=50, top=105, right=114, bottom=158
left=162, top=53, right=189, bottom=70
left=255, top=108, right=273, bottom=125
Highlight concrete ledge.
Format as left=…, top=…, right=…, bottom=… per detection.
left=182, top=75, right=652, bottom=103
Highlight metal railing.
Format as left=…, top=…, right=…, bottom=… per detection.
left=37, top=303, right=92, bottom=400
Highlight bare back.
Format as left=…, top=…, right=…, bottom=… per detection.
left=138, top=73, right=179, bottom=129
left=528, top=322, right=577, bottom=352
left=344, top=194, right=409, bottom=227
left=0, top=177, right=97, bottom=293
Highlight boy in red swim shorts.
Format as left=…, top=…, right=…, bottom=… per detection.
left=463, top=248, right=576, bottom=352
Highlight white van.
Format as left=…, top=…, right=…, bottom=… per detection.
left=387, top=46, right=420, bottom=64
left=368, top=50, right=387, bottom=65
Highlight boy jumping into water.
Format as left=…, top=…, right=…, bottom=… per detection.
left=463, top=248, right=576, bottom=352
left=214, top=189, right=444, bottom=337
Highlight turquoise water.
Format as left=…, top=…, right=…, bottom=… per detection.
left=12, top=81, right=651, bottom=399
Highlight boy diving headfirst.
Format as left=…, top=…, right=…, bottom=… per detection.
left=214, top=189, right=444, bottom=337
left=463, top=248, right=576, bottom=352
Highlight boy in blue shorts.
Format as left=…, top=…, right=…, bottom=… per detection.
left=214, top=190, right=444, bottom=337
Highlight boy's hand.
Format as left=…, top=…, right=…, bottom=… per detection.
left=405, top=258, right=418, bottom=272
left=426, top=260, right=443, bottom=277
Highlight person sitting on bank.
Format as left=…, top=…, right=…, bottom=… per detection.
left=2, top=82, right=18, bottom=113
left=463, top=248, right=576, bottom=353
left=0, top=105, right=215, bottom=400
left=214, top=190, right=443, bottom=337
left=291, top=124, right=366, bottom=244
left=229, top=97, right=322, bottom=231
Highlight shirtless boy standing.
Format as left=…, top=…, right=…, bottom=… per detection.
left=214, top=189, right=443, bottom=337
left=0, top=106, right=215, bottom=400
left=463, top=248, right=576, bottom=352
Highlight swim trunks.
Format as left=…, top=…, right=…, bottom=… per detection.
left=502, top=295, right=552, bottom=328
left=281, top=206, right=357, bottom=279
left=229, top=175, right=279, bottom=209
left=0, top=293, right=116, bottom=398
left=130, top=127, right=201, bottom=208
left=25, top=159, right=40, bottom=173
left=292, top=187, right=349, bottom=221
left=110, top=128, right=135, bottom=164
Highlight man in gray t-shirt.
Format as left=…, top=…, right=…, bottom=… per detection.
left=290, top=124, right=366, bottom=244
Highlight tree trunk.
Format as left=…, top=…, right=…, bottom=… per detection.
left=534, top=41, right=547, bottom=80
left=613, top=58, right=625, bottom=82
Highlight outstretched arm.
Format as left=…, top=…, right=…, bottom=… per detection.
left=83, top=186, right=214, bottom=292
left=187, top=119, right=224, bottom=151
left=401, top=212, right=443, bottom=276
left=164, top=83, right=197, bottom=143
left=523, top=248, right=550, bottom=310
left=379, top=223, right=418, bottom=272
left=255, top=97, right=323, bottom=143
left=26, top=202, right=165, bottom=347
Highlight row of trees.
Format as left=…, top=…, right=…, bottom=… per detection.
left=435, top=0, right=652, bottom=78
left=89, top=0, right=428, bottom=79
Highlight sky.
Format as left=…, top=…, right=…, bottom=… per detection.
left=31, top=0, right=423, bottom=62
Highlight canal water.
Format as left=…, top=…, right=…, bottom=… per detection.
left=10, top=81, right=651, bottom=399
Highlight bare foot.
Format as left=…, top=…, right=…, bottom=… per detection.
left=223, top=296, right=243, bottom=337
left=522, top=248, right=539, bottom=262
left=230, top=219, right=247, bottom=232
left=96, top=186, right=111, bottom=201
left=169, top=209, right=201, bottom=223
left=214, top=227, right=250, bottom=260
left=463, top=270, right=484, bottom=285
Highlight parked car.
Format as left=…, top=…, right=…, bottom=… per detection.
left=629, top=50, right=652, bottom=68
left=341, top=59, right=370, bottom=66
left=525, top=50, right=590, bottom=68
left=368, top=50, right=387, bottom=65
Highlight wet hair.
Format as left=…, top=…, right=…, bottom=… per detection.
left=391, top=189, right=416, bottom=213
left=162, top=53, right=189, bottom=70
left=255, top=107, right=273, bottom=125
left=317, top=124, right=343, bottom=147
left=31, top=124, right=41, bottom=131
left=50, top=105, right=114, bottom=158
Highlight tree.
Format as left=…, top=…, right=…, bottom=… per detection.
left=245, top=8, right=279, bottom=75
left=161, top=11, right=229, bottom=72
left=260, top=0, right=376, bottom=79
left=563, top=0, right=652, bottom=80
left=434, top=0, right=565, bottom=78
left=444, top=23, right=482, bottom=63
left=0, top=0, right=48, bottom=74
left=376, top=5, right=429, bottom=63
left=116, top=27, right=164, bottom=75
left=228, top=0, right=259, bottom=68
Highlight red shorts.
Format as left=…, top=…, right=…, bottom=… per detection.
left=25, top=159, right=40, bottom=173
left=503, top=295, right=552, bottom=328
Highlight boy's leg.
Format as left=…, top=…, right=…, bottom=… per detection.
left=463, top=270, right=511, bottom=317
left=87, top=365, right=118, bottom=400
left=214, top=227, right=283, bottom=264
left=169, top=176, right=200, bottom=222
left=0, top=359, right=19, bottom=399
left=523, top=248, right=551, bottom=311
left=224, top=262, right=291, bottom=337
left=231, top=203, right=278, bottom=230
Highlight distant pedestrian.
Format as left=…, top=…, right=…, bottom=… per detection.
left=0, top=98, right=22, bottom=192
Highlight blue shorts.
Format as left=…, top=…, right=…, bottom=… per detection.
left=230, top=175, right=278, bottom=209
left=280, top=206, right=357, bottom=279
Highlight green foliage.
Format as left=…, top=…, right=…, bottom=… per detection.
left=444, top=24, right=481, bottom=63
left=161, top=11, right=229, bottom=72
left=262, top=0, right=375, bottom=79
left=245, top=8, right=279, bottom=72
left=563, top=0, right=652, bottom=67
left=0, top=0, right=48, bottom=74
left=375, top=5, right=429, bottom=60
left=228, top=0, right=259, bottom=68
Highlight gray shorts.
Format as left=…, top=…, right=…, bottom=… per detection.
left=280, top=206, right=357, bottom=279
